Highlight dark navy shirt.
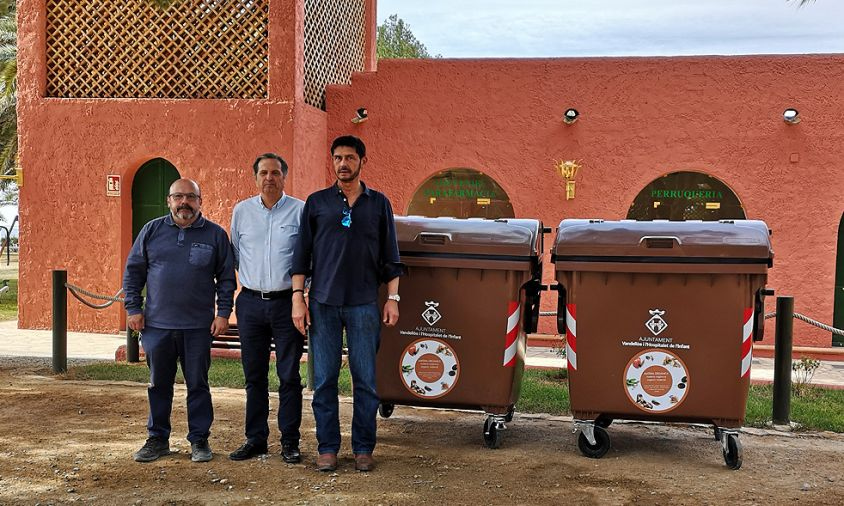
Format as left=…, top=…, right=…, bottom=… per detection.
left=292, top=182, right=403, bottom=306
left=123, top=213, right=236, bottom=329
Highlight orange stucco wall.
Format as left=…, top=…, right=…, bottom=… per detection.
left=15, top=0, right=332, bottom=331
left=16, top=0, right=844, bottom=348
left=325, top=56, right=844, bottom=347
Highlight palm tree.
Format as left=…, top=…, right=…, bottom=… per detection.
left=0, top=0, right=16, bottom=188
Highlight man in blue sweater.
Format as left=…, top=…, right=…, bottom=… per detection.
left=123, top=178, right=236, bottom=463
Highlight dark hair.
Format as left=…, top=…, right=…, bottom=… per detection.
left=253, top=153, right=288, bottom=176
left=331, top=135, right=366, bottom=158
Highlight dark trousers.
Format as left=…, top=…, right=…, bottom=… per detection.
left=141, top=326, right=213, bottom=443
left=236, top=290, right=304, bottom=444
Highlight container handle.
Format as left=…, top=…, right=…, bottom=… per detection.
left=553, top=284, right=567, bottom=335
left=418, top=232, right=452, bottom=245
left=753, top=288, right=774, bottom=341
left=640, top=236, right=682, bottom=248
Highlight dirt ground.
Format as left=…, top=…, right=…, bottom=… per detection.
left=0, top=363, right=842, bottom=505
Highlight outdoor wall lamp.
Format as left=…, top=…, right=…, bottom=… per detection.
left=563, top=108, right=579, bottom=125
left=783, top=108, right=800, bottom=125
left=351, top=107, right=368, bottom=124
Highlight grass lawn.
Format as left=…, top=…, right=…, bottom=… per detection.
left=67, top=359, right=352, bottom=396
left=0, top=278, right=17, bottom=321
left=66, top=360, right=844, bottom=433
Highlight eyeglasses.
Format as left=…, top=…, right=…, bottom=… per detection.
left=341, top=208, right=352, bottom=228
left=169, top=193, right=200, bottom=202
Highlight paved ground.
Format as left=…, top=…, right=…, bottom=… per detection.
left=1, top=320, right=843, bottom=387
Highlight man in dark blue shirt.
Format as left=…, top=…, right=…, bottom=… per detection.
left=123, top=178, right=236, bottom=464
left=291, top=135, right=403, bottom=473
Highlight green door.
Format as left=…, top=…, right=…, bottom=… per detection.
left=132, top=159, right=180, bottom=241
left=835, top=213, right=844, bottom=346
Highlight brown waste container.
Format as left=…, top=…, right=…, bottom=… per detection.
left=377, top=216, right=544, bottom=448
left=552, top=219, right=773, bottom=469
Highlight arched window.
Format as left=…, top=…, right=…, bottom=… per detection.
left=407, top=168, right=515, bottom=219
left=627, top=171, right=745, bottom=221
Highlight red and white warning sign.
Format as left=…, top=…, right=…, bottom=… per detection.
left=106, top=175, right=121, bottom=197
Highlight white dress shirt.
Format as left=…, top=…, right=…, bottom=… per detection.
left=231, top=194, right=305, bottom=292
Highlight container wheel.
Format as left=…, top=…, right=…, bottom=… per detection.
left=577, top=426, right=610, bottom=459
left=378, top=403, right=394, bottom=419
left=504, top=406, right=515, bottom=423
left=722, top=433, right=742, bottom=470
left=595, top=417, right=613, bottom=429
left=483, top=417, right=502, bottom=449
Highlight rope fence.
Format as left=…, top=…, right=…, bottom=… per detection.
left=65, top=283, right=124, bottom=309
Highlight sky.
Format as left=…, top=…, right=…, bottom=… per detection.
left=0, top=205, right=17, bottom=237
left=376, top=0, right=844, bottom=58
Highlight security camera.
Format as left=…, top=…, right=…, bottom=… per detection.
left=351, top=108, right=368, bottom=124
left=783, top=108, right=800, bottom=125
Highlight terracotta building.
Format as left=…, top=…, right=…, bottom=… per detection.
left=16, top=0, right=844, bottom=348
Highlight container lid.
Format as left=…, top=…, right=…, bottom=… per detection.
left=396, top=216, right=542, bottom=260
left=552, top=219, right=773, bottom=265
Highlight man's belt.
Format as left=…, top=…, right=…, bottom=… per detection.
left=241, top=287, right=292, bottom=300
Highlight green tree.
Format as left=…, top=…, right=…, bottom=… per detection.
left=377, top=14, right=434, bottom=59
left=0, top=0, right=16, bottom=192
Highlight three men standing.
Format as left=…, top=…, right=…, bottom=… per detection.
left=229, top=154, right=306, bottom=463
left=124, top=135, right=401, bottom=472
left=124, top=178, right=236, bottom=463
left=292, top=135, right=403, bottom=472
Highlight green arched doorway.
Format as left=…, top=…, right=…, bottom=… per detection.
left=627, top=171, right=746, bottom=221
left=835, top=213, right=844, bottom=347
left=132, top=158, right=180, bottom=241
left=407, top=168, right=515, bottom=219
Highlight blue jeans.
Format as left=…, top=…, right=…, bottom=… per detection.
left=236, top=290, right=304, bottom=444
left=309, top=301, right=381, bottom=455
left=141, top=326, right=213, bottom=443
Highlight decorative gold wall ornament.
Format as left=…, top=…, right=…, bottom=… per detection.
left=555, top=160, right=581, bottom=200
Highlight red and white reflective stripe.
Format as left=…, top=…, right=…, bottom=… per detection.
left=740, top=307, right=753, bottom=378
left=566, top=303, right=577, bottom=370
left=503, top=302, right=520, bottom=367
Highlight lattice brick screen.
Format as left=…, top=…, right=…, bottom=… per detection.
left=46, top=0, right=269, bottom=99
left=304, top=0, right=366, bottom=109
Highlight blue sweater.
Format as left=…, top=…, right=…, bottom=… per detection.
left=123, top=214, right=236, bottom=330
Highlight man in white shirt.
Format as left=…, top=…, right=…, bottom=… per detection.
left=229, top=153, right=305, bottom=463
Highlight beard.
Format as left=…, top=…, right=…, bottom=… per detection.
left=173, top=205, right=196, bottom=220
left=336, top=165, right=361, bottom=182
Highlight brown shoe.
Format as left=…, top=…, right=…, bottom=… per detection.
left=354, top=453, right=375, bottom=472
left=316, top=452, right=338, bottom=472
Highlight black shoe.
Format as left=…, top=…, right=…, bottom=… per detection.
left=229, top=441, right=268, bottom=461
left=133, top=436, right=170, bottom=463
left=281, top=441, right=301, bottom=464
left=190, top=439, right=213, bottom=462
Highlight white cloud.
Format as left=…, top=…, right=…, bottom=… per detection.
left=376, top=0, right=844, bottom=57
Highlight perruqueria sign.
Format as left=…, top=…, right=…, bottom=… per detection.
left=652, top=189, right=724, bottom=200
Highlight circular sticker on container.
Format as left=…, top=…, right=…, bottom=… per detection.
left=400, top=339, right=459, bottom=399
left=624, top=349, right=689, bottom=413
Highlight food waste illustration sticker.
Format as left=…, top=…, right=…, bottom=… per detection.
left=400, top=338, right=459, bottom=399
left=624, top=349, right=689, bottom=413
